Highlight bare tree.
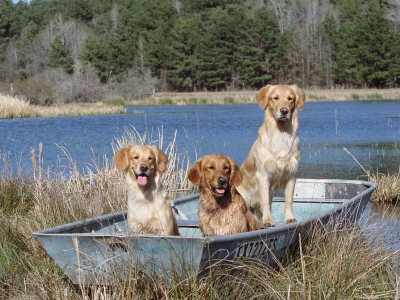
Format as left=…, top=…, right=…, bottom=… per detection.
left=268, top=0, right=290, bottom=32
left=111, top=3, right=119, bottom=30
left=0, top=41, right=19, bottom=81
left=383, top=0, right=400, bottom=29
left=174, top=0, right=182, bottom=18
left=120, top=66, right=158, bottom=100
left=267, top=0, right=335, bottom=87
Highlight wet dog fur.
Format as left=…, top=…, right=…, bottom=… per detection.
left=188, top=154, right=260, bottom=236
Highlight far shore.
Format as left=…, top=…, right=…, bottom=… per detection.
left=1, top=88, right=399, bottom=119
left=125, top=88, right=400, bottom=106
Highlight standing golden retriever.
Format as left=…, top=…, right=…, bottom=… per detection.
left=237, top=85, right=305, bottom=227
left=188, top=154, right=260, bottom=236
left=114, top=145, right=179, bottom=236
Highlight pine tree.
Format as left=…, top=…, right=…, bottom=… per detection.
left=388, top=30, right=400, bottom=87
left=166, top=16, right=203, bottom=91
left=196, top=5, right=265, bottom=90
left=46, top=34, right=74, bottom=74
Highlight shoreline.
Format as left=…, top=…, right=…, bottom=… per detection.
left=1, top=88, right=399, bottom=119
left=125, top=88, right=400, bottom=106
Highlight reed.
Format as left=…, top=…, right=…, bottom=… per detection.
left=344, top=147, right=400, bottom=203
left=370, top=170, right=400, bottom=203
left=0, top=93, right=126, bottom=119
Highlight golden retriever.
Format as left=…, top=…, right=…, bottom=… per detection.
left=114, top=145, right=179, bottom=236
left=237, top=85, right=305, bottom=227
left=188, top=154, right=260, bottom=236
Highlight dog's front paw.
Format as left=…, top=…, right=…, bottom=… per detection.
left=263, top=219, right=275, bottom=227
left=285, top=218, right=297, bottom=224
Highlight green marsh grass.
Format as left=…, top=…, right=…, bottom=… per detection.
left=367, top=93, right=383, bottom=100
left=103, top=96, right=126, bottom=106
left=0, top=130, right=399, bottom=299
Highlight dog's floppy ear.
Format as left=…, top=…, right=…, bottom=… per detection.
left=114, top=146, right=131, bottom=172
left=188, top=159, right=202, bottom=186
left=256, top=85, right=272, bottom=109
left=228, top=158, right=242, bottom=187
left=292, top=85, right=305, bottom=110
left=156, top=148, right=168, bottom=174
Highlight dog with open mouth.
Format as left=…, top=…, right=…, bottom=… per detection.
left=188, top=154, right=260, bottom=236
left=114, top=145, right=179, bottom=236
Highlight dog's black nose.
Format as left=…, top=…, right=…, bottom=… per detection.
left=280, top=107, right=289, bottom=115
left=218, top=177, right=227, bottom=185
left=140, top=164, right=149, bottom=171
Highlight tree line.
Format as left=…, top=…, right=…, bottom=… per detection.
left=1, top=0, right=400, bottom=103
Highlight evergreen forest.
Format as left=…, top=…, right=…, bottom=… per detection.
left=1, top=0, right=400, bottom=103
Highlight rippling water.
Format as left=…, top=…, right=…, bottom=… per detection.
left=1, top=101, right=399, bottom=179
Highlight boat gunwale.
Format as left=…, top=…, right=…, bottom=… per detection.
left=32, top=179, right=377, bottom=244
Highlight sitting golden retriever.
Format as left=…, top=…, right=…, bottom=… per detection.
left=237, top=85, right=305, bottom=227
left=114, top=145, right=179, bottom=236
left=188, top=154, right=260, bottom=236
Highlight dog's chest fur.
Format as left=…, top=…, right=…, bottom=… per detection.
left=198, top=191, right=248, bottom=236
left=125, top=175, right=172, bottom=234
left=255, top=117, right=300, bottom=186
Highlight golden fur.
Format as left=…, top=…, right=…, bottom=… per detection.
left=188, top=154, right=260, bottom=236
left=237, top=85, right=305, bottom=227
left=114, top=145, right=179, bottom=236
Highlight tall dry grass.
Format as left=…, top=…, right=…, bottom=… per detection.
left=344, top=147, right=400, bottom=203
left=0, top=93, right=126, bottom=119
left=370, top=170, right=400, bottom=203
left=0, top=131, right=399, bottom=299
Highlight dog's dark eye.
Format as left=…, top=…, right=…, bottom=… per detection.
left=208, top=166, right=214, bottom=170
left=273, top=96, right=278, bottom=100
left=148, top=156, right=153, bottom=161
left=223, top=166, right=229, bottom=171
left=288, top=97, right=293, bottom=101
left=133, top=155, right=139, bottom=160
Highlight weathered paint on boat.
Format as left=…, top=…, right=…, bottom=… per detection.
left=32, top=178, right=377, bottom=285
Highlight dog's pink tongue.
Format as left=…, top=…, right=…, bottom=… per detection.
left=137, top=175, right=148, bottom=185
left=216, top=188, right=225, bottom=195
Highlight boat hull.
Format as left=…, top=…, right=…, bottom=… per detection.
left=32, top=178, right=377, bottom=285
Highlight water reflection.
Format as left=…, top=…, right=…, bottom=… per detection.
left=369, top=201, right=400, bottom=222
left=362, top=201, right=400, bottom=251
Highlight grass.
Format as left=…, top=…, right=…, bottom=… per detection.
left=103, top=96, right=126, bottom=106
left=0, top=130, right=399, bottom=299
left=370, top=171, right=400, bottom=203
left=0, top=93, right=126, bottom=119
left=344, top=147, right=400, bottom=203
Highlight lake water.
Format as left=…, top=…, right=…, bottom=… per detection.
left=1, top=100, right=400, bottom=248
left=1, top=101, right=399, bottom=179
